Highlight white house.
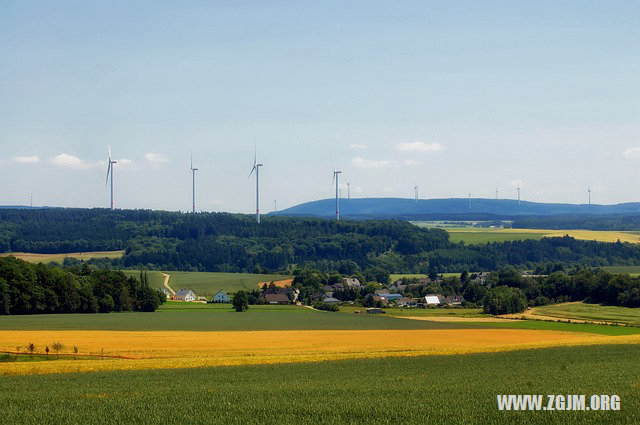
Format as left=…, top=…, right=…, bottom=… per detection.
left=174, top=289, right=196, bottom=302
left=160, top=288, right=171, bottom=300
left=211, top=290, right=231, bottom=303
left=424, top=294, right=442, bottom=306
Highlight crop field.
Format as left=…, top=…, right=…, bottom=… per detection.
left=414, top=223, right=640, bottom=245
left=601, top=266, right=640, bottom=276
left=0, top=344, right=638, bottom=424
left=0, top=250, right=125, bottom=263
left=529, top=302, right=640, bottom=327
left=122, top=270, right=291, bottom=297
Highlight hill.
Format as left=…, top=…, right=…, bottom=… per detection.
left=275, top=198, right=640, bottom=219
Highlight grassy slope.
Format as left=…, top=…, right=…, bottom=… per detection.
left=0, top=305, right=480, bottom=332
left=1, top=345, right=637, bottom=424
left=532, top=302, right=640, bottom=327
left=123, top=270, right=291, bottom=296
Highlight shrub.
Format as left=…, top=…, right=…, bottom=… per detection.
left=313, top=302, right=339, bottom=312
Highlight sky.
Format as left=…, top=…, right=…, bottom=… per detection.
left=0, top=0, right=639, bottom=212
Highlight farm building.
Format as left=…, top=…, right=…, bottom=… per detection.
left=424, top=294, right=443, bottom=306
left=341, top=277, right=361, bottom=288
left=444, top=295, right=464, bottom=306
left=211, top=290, right=231, bottom=303
left=160, top=288, right=171, bottom=300
left=322, top=296, right=340, bottom=304
left=265, top=293, right=290, bottom=305
left=397, top=297, right=418, bottom=308
left=174, top=289, right=196, bottom=302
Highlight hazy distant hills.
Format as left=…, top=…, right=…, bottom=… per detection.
left=275, top=198, right=640, bottom=220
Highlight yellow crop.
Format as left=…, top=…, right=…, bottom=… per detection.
left=2, top=329, right=638, bottom=376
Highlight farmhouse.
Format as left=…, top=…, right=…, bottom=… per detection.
left=424, top=294, right=443, bottom=306
left=397, top=297, right=418, bottom=308
left=160, top=288, right=171, bottom=300
left=341, top=277, right=362, bottom=288
left=444, top=295, right=464, bottom=306
left=265, top=293, right=290, bottom=305
left=174, top=289, right=196, bottom=302
left=211, top=290, right=231, bottom=303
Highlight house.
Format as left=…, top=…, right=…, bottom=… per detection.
left=396, top=297, right=418, bottom=308
left=265, top=293, right=290, bottom=305
left=160, top=288, right=171, bottom=300
left=322, top=296, right=340, bottom=304
left=424, top=294, right=443, bottom=306
left=444, top=295, right=464, bottom=306
left=366, top=308, right=385, bottom=315
left=174, top=289, right=196, bottom=302
left=372, top=295, right=389, bottom=306
left=211, top=290, right=231, bottom=303
left=342, top=277, right=362, bottom=288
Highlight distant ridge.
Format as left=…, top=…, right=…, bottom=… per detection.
left=274, top=198, right=640, bottom=219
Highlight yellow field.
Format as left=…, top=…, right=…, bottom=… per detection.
left=447, top=228, right=640, bottom=244
left=2, top=329, right=638, bottom=376
left=0, top=251, right=125, bottom=263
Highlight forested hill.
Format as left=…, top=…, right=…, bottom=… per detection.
left=2, top=208, right=640, bottom=274
left=275, top=198, right=640, bottom=219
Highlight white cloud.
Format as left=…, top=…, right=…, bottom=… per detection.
left=403, top=159, right=421, bottom=166
left=144, top=153, right=167, bottom=163
left=623, top=147, right=640, bottom=159
left=13, top=155, right=40, bottom=164
left=348, top=144, right=367, bottom=150
left=50, top=154, right=94, bottom=170
left=351, top=157, right=399, bottom=169
left=381, top=186, right=395, bottom=193
left=395, top=142, right=443, bottom=153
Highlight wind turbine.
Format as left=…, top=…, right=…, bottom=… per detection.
left=414, top=185, right=419, bottom=203
left=517, top=187, right=521, bottom=205
left=249, top=147, right=263, bottom=223
left=468, top=193, right=471, bottom=209
left=347, top=180, right=351, bottom=200
left=331, top=167, right=342, bottom=220
left=105, top=145, right=117, bottom=210
left=190, top=155, right=198, bottom=213
left=495, top=185, right=499, bottom=200
left=588, top=187, right=592, bottom=205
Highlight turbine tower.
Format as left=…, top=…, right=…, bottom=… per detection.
left=495, top=185, right=499, bottom=200
left=105, top=145, right=117, bottom=210
left=190, top=155, right=198, bottom=213
left=588, top=187, right=591, bottom=205
left=414, top=185, right=419, bottom=203
left=468, top=193, right=471, bottom=209
left=249, top=147, right=263, bottom=223
left=517, top=187, right=521, bottom=205
left=347, top=180, right=351, bottom=200
left=332, top=168, right=342, bottom=220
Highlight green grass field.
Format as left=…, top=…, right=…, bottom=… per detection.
left=601, top=266, right=640, bottom=277
left=1, top=344, right=637, bottom=424
left=0, top=304, right=480, bottom=332
left=532, top=302, right=640, bottom=327
left=448, top=231, right=545, bottom=244
left=122, top=270, right=291, bottom=297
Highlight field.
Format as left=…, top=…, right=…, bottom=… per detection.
left=0, top=345, right=637, bottom=424
left=601, top=266, right=640, bottom=277
left=122, top=270, right=291, bottom=297
left=2, top=304, right=639, bottom=424
left=527, top=302, right=640, bottom=327
left=0, top=250, right=125, bottom=263
left=412, top=223, right=640, bottom=245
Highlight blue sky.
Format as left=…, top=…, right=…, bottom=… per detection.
left=1, top=1, right=638, bottom=212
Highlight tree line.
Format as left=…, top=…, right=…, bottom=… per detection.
left=3, top=208, right=640, bottom=274
left=0, top=256, right=164, bottom=315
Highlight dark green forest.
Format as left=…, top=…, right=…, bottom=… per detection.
left=0, top=256, right=164, bottom=315
left=512, top=214, right=640, bottom=231
left=2, top=208, right=640, bottom=274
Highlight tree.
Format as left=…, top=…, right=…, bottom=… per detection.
left=483, top=286, right=528, bottom=315
left=27, top=343, right=35, bottom=354
left=232, top=291, right=249, bottom=312
left=52, top=341, right=64, bottom=358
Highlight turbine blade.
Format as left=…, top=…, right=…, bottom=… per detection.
left=105, top=162, right=111, bottom=186
left=248, top=165, right=256, bottom=178
left=108, top=145, right=112, bottom=162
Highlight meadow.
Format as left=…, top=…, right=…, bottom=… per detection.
left=0, top=345, right=637, bottom=424
left=411, top=222, right=640, bottom=245
left=0, top=250, right=124, bottom=263
left=122, top=270, right=291, bottom=297
left=530, top=302, right=640, bottom=327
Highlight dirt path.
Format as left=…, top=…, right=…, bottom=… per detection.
left=161, top=273, right=175, bottom=296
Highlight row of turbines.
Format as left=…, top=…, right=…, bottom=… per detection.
left=103, top=146, right=594, bottom=223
